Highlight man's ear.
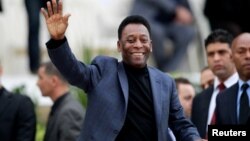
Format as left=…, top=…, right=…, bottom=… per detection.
left=150, top=41, right=153, bottom=52
left=229, top=50, right=234, bottom=61
left=117, top=40, right=121, bottom=52
left=51, top=75, right=59, bottom=86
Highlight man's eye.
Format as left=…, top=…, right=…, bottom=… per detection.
left=141, top=39, right=148, bottom=43
left=207, top=52, right=214, bottom=57
left=127, top=39, right=134, bottom=43
left=237, top=49, right=245, bottom=54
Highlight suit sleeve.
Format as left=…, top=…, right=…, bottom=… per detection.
left=16, top=96, right=36, bottom=141
left=168, top=78, right=201, bottom=141
left=58, top=107, right=84, bottom=141
left=47, top=38, right=102, bottom=93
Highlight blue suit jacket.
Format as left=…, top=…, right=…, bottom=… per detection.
left=47, top=39, right=200, bottom=141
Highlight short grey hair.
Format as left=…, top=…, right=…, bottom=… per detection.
left=40, top=61, right=68, bottom=83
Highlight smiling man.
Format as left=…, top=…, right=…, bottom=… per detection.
left=40, top=0, right=205, bottom=141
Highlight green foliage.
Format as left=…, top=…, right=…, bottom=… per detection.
left=11, top=84, right=26, bottom=95
left=11, top=84, right=38, bottom=108
left=82, top=47, right=93, bottom=64
left=70, top=86, right=87, bottom=108
left=36, top=122, right=46, bottom=141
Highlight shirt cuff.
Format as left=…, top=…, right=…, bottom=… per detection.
left=46, top=37, right=67, bottom=49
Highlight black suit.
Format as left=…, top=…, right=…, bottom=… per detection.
left=0, top=87, right=36, bottom=141
left=216, top=83, right=239, bottom=124
left=191, top=86, right=213, bottom=138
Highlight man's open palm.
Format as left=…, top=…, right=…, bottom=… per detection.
left=41, top=0, right=71, bottom=40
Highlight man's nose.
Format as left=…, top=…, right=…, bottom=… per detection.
left=134, top=40, right=143, bottom=48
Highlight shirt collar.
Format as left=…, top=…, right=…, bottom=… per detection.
left=50, top=93, right=69, bottom=116
left=238, top=79, right=250, bottom=89
left=213, top=72, right=239, bottom=89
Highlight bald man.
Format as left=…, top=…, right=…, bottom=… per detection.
left=216, top=33, right=250, bottom=125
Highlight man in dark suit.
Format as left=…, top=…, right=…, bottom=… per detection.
left=130, top=0, right=195, bottom=72
left=40, top=0, right=206, bottom=141
left=0, top=60, right=36, bottom=141
left=191, top=29, right=238, bottom=138
left=216, top=33, right=250, bottom=125
left=37, top=61, right=85, bottom=141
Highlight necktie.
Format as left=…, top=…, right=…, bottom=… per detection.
left=239, top=83, right=249, bottom=124
left=205, top=83, right=226, bottom=139
left=218, top=83, right=226, bottom=92
left=210, top=83, right=226, bottom=125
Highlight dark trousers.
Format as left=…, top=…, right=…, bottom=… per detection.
left=0, top=0, right=2, bottom=12
left=24, top=0, right=43, bottom=73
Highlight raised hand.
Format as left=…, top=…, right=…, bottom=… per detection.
left=41, top=0, right=71, bottom=40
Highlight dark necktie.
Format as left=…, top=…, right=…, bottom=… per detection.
left=206, top=83, right=226, bottom=139
left=239, top=83, right=249, bottom=124
left=218, top=83, right=226, bottom=92
left=210, top=83, right=226, bottom=125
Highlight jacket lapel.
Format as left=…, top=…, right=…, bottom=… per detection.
left=148, top=68, right=162, bottom=127
left=117, top=62, right=129, bottom=106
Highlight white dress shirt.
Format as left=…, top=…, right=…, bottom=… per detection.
left=206, top=72, right=238, bottom=131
